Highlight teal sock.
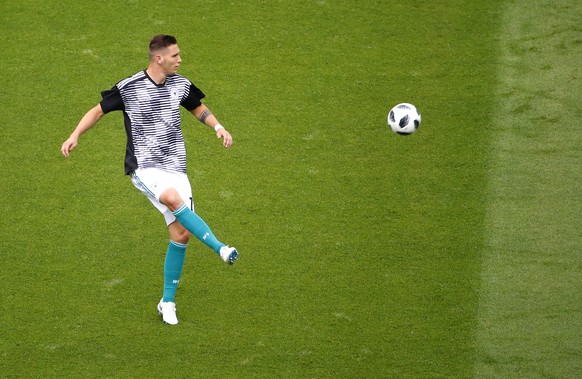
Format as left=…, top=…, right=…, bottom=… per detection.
left=173, top=204, right=225, bottom=254
left=163, top=240, right=187, bottom=303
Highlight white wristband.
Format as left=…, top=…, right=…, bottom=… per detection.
left=214, top=124, right=225, bottom=132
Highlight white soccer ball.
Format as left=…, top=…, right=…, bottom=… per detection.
left=387, top=103, right=421, bottom=135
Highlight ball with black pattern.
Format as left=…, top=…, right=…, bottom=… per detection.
left=388, top=103, right=421, bottom=135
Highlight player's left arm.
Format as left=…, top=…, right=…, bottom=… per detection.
left=190, top=104, right=233, bottom=148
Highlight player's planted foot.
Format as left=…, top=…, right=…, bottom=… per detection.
left=157, top=299, right=178, bottom=325
left=219, top=246, right=238, bottom=265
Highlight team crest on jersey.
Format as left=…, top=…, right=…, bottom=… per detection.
left=169, top=87, right=180, bottom=100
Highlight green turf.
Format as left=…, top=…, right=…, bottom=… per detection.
left=0, top=0, right=579, bottom=377
left=476, top=0, right=582, bottom=377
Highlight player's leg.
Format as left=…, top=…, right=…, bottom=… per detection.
left=163, top=222, right=189, bottom=303
left=162, top=240, right=187, bottom=304
left=157, top=222, right=189, bottom=325
left=160, top=188, right=238, bottom=264
left=159, top=187, right=226, bottom=253
left=130, top=168, right=237, bottom=263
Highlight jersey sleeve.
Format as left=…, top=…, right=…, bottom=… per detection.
left=181, top=83, right=206, bottom=111
left=100, top=86, right=125, bottom=113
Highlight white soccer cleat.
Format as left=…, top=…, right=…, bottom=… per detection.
left=219, top=246, right=238, bottom=265
left=157, top=299, right=178, bottom=325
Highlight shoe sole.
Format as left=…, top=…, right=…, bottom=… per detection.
left=228, top=250, right=238, bottom=265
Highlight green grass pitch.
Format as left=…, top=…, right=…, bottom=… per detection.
left=1, top=0, right=580, bottom=377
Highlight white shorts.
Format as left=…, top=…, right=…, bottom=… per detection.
left=130, top=168, right=194, bottom=225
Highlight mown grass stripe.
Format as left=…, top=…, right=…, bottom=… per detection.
left=476, top=0, right=582, bottom=376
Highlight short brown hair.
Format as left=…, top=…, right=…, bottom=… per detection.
left=149, top=34, right=178, bottom=59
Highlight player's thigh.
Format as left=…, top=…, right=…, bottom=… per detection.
left=130, top=168, right=194, bottom=224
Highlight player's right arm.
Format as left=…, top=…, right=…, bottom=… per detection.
left=61, top=104, right=105, bottom=157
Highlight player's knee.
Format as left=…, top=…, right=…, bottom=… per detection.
left=160, top=188, right=184, bottom=211
left=169, top=222, right=191, bottom=243
left=175, top=229, right=191, bottom=244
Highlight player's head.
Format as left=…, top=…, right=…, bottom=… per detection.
left=149, top=34, right=181, bottom=74
left=149, top=34, right=177, bottom=60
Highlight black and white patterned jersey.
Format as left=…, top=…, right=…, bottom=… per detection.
left=100, top=70, right=205, bottom=175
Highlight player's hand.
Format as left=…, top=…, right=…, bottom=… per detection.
left=216, top=128, right=233, bottom=148
left=61, top=137, right=78, bottom=157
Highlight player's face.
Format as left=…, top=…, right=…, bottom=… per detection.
left=160, top=44, right=182, bottom=75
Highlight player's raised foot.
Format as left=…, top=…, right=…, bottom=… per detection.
left=157, top=299, right=178, bottom=325
left=219, top=246, right=238, bottom=265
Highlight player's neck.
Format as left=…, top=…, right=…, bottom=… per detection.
left=145, top=66, right=168, bottom=85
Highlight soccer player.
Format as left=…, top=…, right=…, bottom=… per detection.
left=60, top=34, right=238, bottom=325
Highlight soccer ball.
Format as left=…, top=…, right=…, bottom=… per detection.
left=387, top=103, right=421, bottom=135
